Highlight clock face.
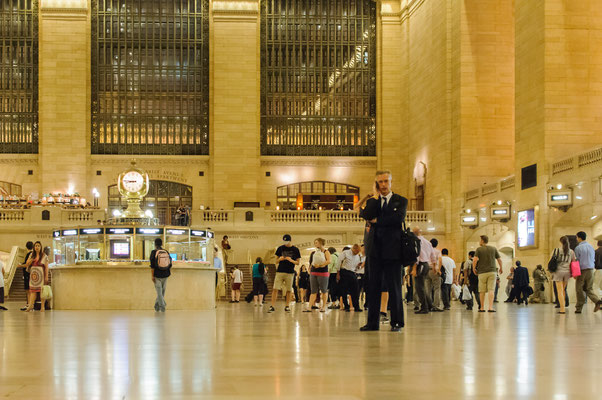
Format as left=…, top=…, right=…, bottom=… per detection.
left=122, top=171, right=144, bottom=193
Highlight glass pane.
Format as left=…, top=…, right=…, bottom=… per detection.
left=260, top=0, right=376, bottom=156
left=0, top=0, right=38, bottom=154
left=91, top=0, right=209, bottom=155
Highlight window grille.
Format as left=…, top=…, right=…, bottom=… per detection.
left=91, top=0, right=209, bottom=155
left=260, top=0, right=376, bottom=156
left=0, top=0, right=38, bottom=154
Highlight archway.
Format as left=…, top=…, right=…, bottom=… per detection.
left=276, top=181, right=359, bottom=210
left=108, top=180, right=192, bottom=225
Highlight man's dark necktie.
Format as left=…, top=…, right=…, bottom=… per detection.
left=381, top=197, right=387, bottom=214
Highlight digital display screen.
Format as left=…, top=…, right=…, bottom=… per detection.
left=551, top=194, right=569, bottom=201
left=462, top=216, right=476, bottom=222
left=80, top=228, right=104, bottom=235
left=518, top=209, right=536, bottom=248
left=62, top=229, right=78, bottom=236
left=166, top=229, right=187, bottom=236
left=170, top=253, right=178, bottom=261
left=110, top=240, right=130, bottom=258
left=136, top=228, right=164, bottom=235
left=191, top=230, right=206, bottom=237
left=107, top=228, right=133, bottom=235
left=493, top=209, right=508, bottom=215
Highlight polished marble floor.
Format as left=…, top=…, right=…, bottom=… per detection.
left=1, top=299, right=602, bottom=399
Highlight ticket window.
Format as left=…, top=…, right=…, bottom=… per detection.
left=165, top=228, right=190, bottom=261
left=78, top=228, right=105, bottom=261
left=61, top=229, right=79, bottom=265
left=52, top=232, right=65, bottom=265
left=106, top=228, right=134, bottom=261
left=190, top=230, right=212, bottom=261
left=135, top=228, right=165, bottom=260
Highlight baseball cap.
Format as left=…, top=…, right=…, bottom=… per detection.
left=283, top=234, right=292, bottom=242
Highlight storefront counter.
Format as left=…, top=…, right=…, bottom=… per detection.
left=50, top=261, right=216, bottom=310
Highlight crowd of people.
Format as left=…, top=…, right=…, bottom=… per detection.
left=226, top=171, right=602, bottom=331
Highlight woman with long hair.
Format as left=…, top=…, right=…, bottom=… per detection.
left=304, top=238, right=331, bottom=312
left=25, top=241, right=49, bottom=312
left=551, top=236, right=575, bottom=314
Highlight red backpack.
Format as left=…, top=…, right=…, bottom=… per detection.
left=156, top=250, right=171, bottom=270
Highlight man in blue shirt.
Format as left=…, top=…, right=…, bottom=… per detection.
left=574, top=231, right=602, bottom=313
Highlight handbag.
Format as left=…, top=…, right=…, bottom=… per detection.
left=570, top=261, right=581, bottom=278
left=41, top=285, right=53, bottom=300
left=462, top=285, right=472, bottom=301
left=548, top=249, right=559, bottom=273
left=451, top=283, right=461, bottom=299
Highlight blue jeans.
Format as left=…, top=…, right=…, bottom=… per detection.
left=154, top=277, right=168, bottom=311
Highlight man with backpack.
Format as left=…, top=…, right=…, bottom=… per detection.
left=150, top=238, right=172, bottom=312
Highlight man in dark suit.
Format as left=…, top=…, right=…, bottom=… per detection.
left=359, top=170, right=408, bottom=332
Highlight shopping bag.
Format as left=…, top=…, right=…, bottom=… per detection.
left=41, top=285, right=53, bottom=300
left=462, top=285, right=472, bottom=301
left=570, top=261, right=581, bottom=278
left=451, top=283, right=461, bottom=299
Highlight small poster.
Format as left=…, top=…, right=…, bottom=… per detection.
left=517, top=209, right=536, bottom=248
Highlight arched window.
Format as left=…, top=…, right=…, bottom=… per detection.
left=108, top=180, right=192, bottom=225
left=277, top=181, right=359, bottom=210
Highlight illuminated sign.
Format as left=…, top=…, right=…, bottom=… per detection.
left=191, top=230, right=207, bottom=237
left=460, top=213, right=478, bottom=227
left=79, top=228, right=104, bottom=235
left=107, top=228, right=133, bottom=235
left=493, top=209, right=508, bottom=215
left=551, top=194, right=568, bottom=201
left=166, top=229, right=187, bottom=236
left=547, top=190, right=573, bottom=207
left=517, top=208, right=537, bottom=249
left=53, top=231, right=60, bottom=238
left=136, top=228, right=164, bottom=235
left=61, top=229, right=78, bottom=236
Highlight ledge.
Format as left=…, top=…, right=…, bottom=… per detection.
left=260, top=156, right=377, bottom=168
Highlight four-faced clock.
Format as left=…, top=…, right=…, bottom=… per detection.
left=122, top=171, right=144, bottom=193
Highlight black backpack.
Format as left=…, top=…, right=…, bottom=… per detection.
left=548, top=249, right=559, bottom=273
left=439, top=262, right=447, bottom=282
left=401, top=223, right=421, bottom=267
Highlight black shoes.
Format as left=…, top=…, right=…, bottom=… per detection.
left=354, top=309, right=363, bottom=312
left=267, top=306, right=275, bottom=313
left=328, top=305, right=340, bottom=310
left=415, top=310, right=429, bottom=314
left=595, top=301, right=602, bottom=313
left=391, top=325, right=402, bottom=332
left=0, top=306, right=7, bottom=311
left=359, top=325, right=379, bottom=331
left=575, top=309, right=582, bottom=314
left=284, top=306, right=291, bottom=312
left=344, top=308, right=351, bottom=312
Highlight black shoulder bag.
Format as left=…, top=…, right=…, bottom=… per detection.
left=400, top=222, right=421, bottom=267
left=548, top=248, right=559, bottom=273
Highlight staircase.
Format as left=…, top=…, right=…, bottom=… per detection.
left=221, top=264, right=275, bottom=301
left=8, top=267, right=27, bottom=303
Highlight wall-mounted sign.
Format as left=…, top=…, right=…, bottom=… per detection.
left=107, top=227, right=134, bottom=235
left=517, top=208, right=537, bottom=249
left=191, top=230, right=207, bottom=237
left=547, top=190, right=573, bottom=207
left=53, top=230, right=60, bottom=238
left=166, top=229, right=188, bottom=236
left=61, top=229, right=78, bottom=236
left=490, top=205, right=511, bottom=221
left=79, top=228, right=104, bottom=235
left=460, top=213, right=478, bottom=227
left=136, top=228, right=164, bottom=235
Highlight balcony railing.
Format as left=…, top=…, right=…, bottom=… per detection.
left=0, top=206, right=106, bottom=227
left=194, top=209, right=440, bottom=232
left=552, top=146, right=602, bottom=176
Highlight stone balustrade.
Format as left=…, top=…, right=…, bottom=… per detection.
left=0, top=206, right=106, bottom=228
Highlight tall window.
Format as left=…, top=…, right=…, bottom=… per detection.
left=261, top=0, right=376, bottom=157
left=0, top=0, right=38, bottom=154
left=91, top=0, right=209, bottom=155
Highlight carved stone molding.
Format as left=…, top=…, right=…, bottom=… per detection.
left=0, top=156, right=38, bottom=165
left=260, top=157, right=377, bottom=168
left=213, top=0, right=258, bottom=21
left=91, top=155, right=210, bottom=167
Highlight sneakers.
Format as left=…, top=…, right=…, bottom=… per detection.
left=267, top=306, right=275, bottom=313
left=328, top=304, right=340, bottom=310
left=284, top=306, right=291, bottom=312
left=380, top=312, right=390, bottom=324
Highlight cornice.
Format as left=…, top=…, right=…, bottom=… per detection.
left=91, top=155, right=209, bottom=166
left=0, top=155, right=38, bottom=165
left=212, top=0, right=258, bottom=21
left=260, top=156, right=377, bottom=168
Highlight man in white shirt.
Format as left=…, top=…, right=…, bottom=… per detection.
left=440, top=248, right=456, bottom=310
left=336, top=244, right=363, bottom=312
left=411, top=227, right=435, bottom=314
